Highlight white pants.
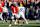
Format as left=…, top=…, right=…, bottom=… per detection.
left=18, top=12, right=25, bottom=18
left=0, top=13, right=3, bottom=20
left=11, top=13, right=18, bottom=19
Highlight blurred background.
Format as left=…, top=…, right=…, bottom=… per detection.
left=0, top=0, right=40, bottom=20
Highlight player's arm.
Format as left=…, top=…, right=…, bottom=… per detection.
left=11, top=7, right=13, bottom=14
left=11, top=10, right=13, bottom=13
left=24, top=10, right=25, bottom=14
left=11, top=6, right=13, bottom=13
left=24, top=7, right=25, bottom=14
left=1, top=7, right=3, bottom=13
left=17, top=8, right=19, bottom=14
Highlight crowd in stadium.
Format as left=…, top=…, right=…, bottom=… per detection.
left=0, top=0, right=40, bottom=27
left=0, top=0, right=40, bottom=20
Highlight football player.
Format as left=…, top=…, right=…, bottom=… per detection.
left=18, top=4, right=28, bottom=24
left=9, top=5, right=19, bottom=27
left=2, top=5, right=8, bottom=23
left=0, top=4, right=3, bottom=23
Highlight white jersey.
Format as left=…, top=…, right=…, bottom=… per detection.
left=2, top=7, right=8, bottom=12
left=18, top=6, right=25, bottom=13
left=18, top=6, right=25, bottom=18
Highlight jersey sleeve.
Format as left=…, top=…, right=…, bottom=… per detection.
left=23, top=7, right=25, bottom=10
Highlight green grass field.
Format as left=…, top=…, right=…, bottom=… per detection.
left=0, top=20, right=40, bottom=27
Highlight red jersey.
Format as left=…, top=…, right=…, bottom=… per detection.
left=11, top=6, right=18, bottom=14
left=0, top=7, right=2, bottom=13
left=1, top=2, right=4, bottom=7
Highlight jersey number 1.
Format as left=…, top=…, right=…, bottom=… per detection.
left=14, top=8, right=16, bottom=12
